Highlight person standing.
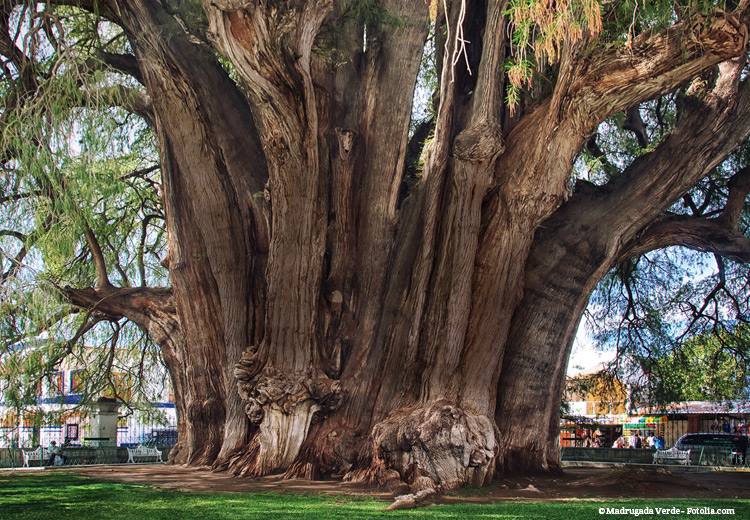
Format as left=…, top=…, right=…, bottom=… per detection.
left=629, top=431, right=642, bottom=449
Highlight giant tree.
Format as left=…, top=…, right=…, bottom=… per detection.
left=3, top=0, right=750, bottom=492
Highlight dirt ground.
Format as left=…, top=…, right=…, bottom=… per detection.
left=58, top=464, right=750, bottom=503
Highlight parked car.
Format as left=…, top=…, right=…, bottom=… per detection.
left=675, top=433, right=736, bottom=450
left=674, top=433, right=740, bottom=465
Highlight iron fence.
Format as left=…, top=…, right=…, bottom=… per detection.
left=0, top=421, right=177, bottom=468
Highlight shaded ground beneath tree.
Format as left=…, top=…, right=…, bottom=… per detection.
left=55, top=464, right=750, bottom=503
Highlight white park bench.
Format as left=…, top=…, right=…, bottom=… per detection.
left=126, top=445, right=164, bottom=463
left=653, top=447, right=691, bottom=465
left=22, top=446, right=47, bottom=467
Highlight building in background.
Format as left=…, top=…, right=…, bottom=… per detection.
left=0, top=342, right=176, bottom=449
left=563, top=364, right=750, bottom=449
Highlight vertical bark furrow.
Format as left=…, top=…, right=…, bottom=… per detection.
left=104, top=0, right=269, bottom=466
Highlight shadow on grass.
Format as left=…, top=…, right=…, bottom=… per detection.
left=1, top=472, right=749, bottom=520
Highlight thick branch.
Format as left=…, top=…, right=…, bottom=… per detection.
left=98, top=51, right=143, bottom=83
left=622, top=105, right=649, bottom=148
left=563, top=7, right=749, bottom=133
left=595, top=67, right=750, bottom=252
left=719, top=165, right=750, bottom=226
left=101, top=85, right=154, bottom=124
left=624, top=214, right=750, bottom=263
left=496, top=52, right=750, bottom=472
left=63, top=285, right=178, bottom=342
left=84, top=227, right=112, bottom=289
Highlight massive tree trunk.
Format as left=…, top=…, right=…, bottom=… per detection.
left=496, top=55, right=750, bottom=474
left=58, top=0, right=750, bottom=491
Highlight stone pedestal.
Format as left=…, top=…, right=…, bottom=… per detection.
left=89, top=399, right=119, bottom=447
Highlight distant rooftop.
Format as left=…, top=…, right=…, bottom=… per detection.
left=635, top=400, right=750, bottom=415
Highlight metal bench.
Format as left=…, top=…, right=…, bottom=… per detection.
left=126, top=445, right=163, bottom=463
left=22, top=447, right=47, bottom=467
left=653, top=447, right=691, bottom=465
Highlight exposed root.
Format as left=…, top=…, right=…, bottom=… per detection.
left=386, top=488, right=437, bottom=511
left=168, top=442, right=185, bottom=464
left=285, top=426, right=363, bottom=479
left=213, top=440, right=260, bottom=477
left=369, top=402, right=498, bottom=492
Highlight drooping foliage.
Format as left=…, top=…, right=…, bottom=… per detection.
left=0, top=4, right=169, bottom=423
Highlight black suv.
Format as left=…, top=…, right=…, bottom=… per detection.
left=675, top=433, right=737, bottom=450
left=674, top=433, right=745, bottom=465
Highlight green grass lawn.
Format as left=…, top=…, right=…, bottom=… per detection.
left=0, top=472, right=748, bottom=520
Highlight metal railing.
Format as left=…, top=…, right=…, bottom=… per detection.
left=0, top=422, right=177, bottom=468
left=1, top=445, right=174, bottom=468
left=560, top=446, right=749, bottom=468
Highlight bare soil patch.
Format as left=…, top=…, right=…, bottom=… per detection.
left=59, top=464, right=750, bottom=503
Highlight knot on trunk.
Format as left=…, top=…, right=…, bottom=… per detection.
left=235, top=369, right=341, bottom=475
left=237, top=367, right=342, bottom=424
left=453, top=121, right=504, bottom=162
left=687, top=10, right=747, bottom=57
left=370, top=402, right=498, bottom=492
left=234, top=344, right=265, bottom=382
left=335, top=127, right=357, bottom=161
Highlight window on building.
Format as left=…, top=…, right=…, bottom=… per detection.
left=104, top=373, right=131, bottom=401
left=51, top=372, right=64, bottom=395
left=66, top=423, right=79, bottom=441
left=70, top=370, right=86, bottom=395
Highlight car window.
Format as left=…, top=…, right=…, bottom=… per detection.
left=679, top=435, right=735, bottom=448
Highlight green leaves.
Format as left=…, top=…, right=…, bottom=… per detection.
left=504, top=0, right=602, bottom=111
left=343, top=0, right=408, bottom=30
left=651, top=325, right=750, bottom=403
left=0, top=4, right=168, bottom=421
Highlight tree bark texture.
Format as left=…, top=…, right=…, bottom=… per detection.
left=63, top=0, right=750, bottom=490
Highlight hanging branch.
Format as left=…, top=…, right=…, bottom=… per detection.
left=84, top=226, right=112, bottom=289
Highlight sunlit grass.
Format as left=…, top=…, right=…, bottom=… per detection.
left=0, top=472, right=748, bottom=519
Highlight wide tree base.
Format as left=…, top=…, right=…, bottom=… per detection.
left=364, top=403, right=498, bottom=492
left=210, top=401, right=502, bottom=492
